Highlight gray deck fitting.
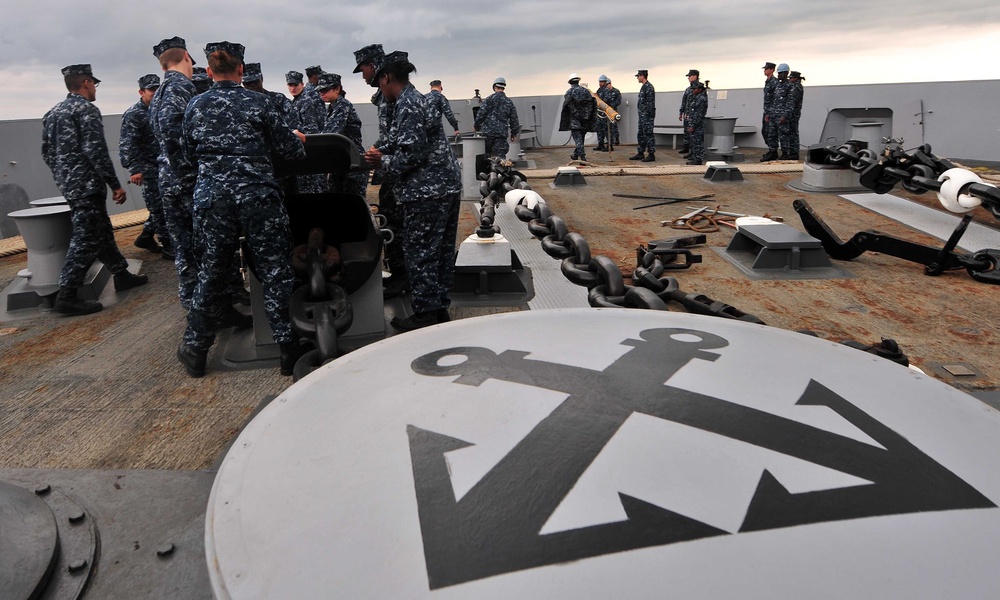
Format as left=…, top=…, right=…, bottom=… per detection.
left=716, top=223, right=852, bottom=281
left=703, top=164, right=744, bottom=182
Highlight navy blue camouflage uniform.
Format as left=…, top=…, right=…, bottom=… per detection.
left=120, top=97, right=170, bottom=248
left=763, top=75, right=779, bottom=152
left=380, top=83, right=462, bottom=315
left=372, top=87, right=408, bottom=281
left=772, top=79, right=793, bottom=157
left=679, top=83, right=695, bottom=150
left=474, top=89, right=519, bottom=159
left=426, top=88, right=459, bottom=133
left=636, top=79, right=656, bottom=155
left=149, top=70, right=199, bottom=308
left=786, top=76, right=804, bottom=157
left=323, top=95, right=369, bottom=198
left=289, top=84, right=328, bottom=193
left=181, top=79, right=306, bottom=351
left=42, top=93, right=131, bottom=288
left=687, top=90, right=708, bottom=163
left=560, top=81, right=596, bottom=160
left=595, top=84, right=621, bottom=148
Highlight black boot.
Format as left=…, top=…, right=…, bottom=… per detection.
left=641, top=152, right=656, bottom=162
left=436, top=308, right=452, bottom=323
left=578, top=154, right=586, bottom=162
left=114, top=270, right=149, bottom=291
left=279, top=339, right=312, bottom=376
left=595, top=144, right=606, bottom=152
left=177, top=343, right=207, bottom=377
left=760, top=150, right=778, bottom=162
left=134, top=230, right=161, bottom=253
left=628, top=152, right=645, bottom=161
left=382, top=275, right=409, bottom=299
left=570, top=153, right=578, bottom=161
left=53, top=287, right=102, bottom=316
left=686, top=159, right=703, bottom=165
left=390, top=311, right=439, bottom=332
left=679, top=145, right=690, bottom=154
left=160, top=240, right=175, bottom=261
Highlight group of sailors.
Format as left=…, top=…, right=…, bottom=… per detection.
left=42, top=38, right=464, bottom=379
left=760, top=62, right=805, bottom=161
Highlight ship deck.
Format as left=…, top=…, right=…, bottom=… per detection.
left=1, top=145, right=998, bottom=473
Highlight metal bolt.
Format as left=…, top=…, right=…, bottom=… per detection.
left=68, top=559, right=88, bottom=573
left=156, top=543, right=175, bottom=557
left=34, top=484, right=51, bottom=496
left=68, top=510, right=86, bottom=524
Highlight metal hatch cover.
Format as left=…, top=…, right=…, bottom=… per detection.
left=206, top=309, right=1000, bottom=599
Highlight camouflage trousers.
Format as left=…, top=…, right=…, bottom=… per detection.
left=682, top=115, right=691, bottom=149
left=485, top=136, right=509, bottom=159
left=161, top=192, right=199, bottom=310
left=400, top=193, right=461, bottom=314
left=637, top=115, right=655, bottom=153
left=778, top=117, right=796, bottom=155
left=185, top=190, right=294, bottom=350
left=688, top=125, right=706, bottom=163
left=59, top=193, right=128, bottom=288
left=379, top=177, right=407, bottom=278
left=763, top=113, right=779, bottom=151
left=571, top=130, right=586, bottom=158
left=296, top=173, right=330, bottom=194
left=595, top=120, right=619, bottom=147
left=138, top=177, right=170, bottom=245
left=329, top=170, right=369, bottom=200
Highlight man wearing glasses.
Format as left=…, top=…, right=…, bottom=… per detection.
left=42, top=64, right=148, bottom=316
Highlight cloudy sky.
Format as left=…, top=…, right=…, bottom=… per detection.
left=2, top=0, right=999, bottom=120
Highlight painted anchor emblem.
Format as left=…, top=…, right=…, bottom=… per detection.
left=408, top=327, right=994, bottom=589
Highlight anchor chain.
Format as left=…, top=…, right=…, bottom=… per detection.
left=478, top=157, right=766, bottom=324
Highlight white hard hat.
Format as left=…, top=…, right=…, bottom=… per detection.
left=568, top=73, right=580, bottom=83
left=493, top=76, right=506, bottom=87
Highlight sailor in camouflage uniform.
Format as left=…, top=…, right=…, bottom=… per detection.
left=286, top=69, right=329, bottom=193
left=176, top=42, right=307, bottom=378
left=474, top=77, right=520, bottom=159
left=595, top=75, right=621, bottom=151
left=760, top=62, right=779, bottom=161
left=149, top=37, right=200, bottom=309
left=631, top=69, right=656, bottom=162
left=243, top=62, right=292, bottom=118
left=685, top=81, right=709, bottom=165
left=305, top=65, right=323, bottom=91
left=559, top=73, right=596, bottom=161
left=678, top=69, right=699, bottom=156
left=316, top=72, right=368, bottom=198
left=772, top=63, right=794, bottom=160
left=427, top=80, right=461, bottom=137
left=784, top=71, right=805, bottom=160
left=120, top=73, right=172, bottom=258
left=363, top=52, right=462, bottom=331
left=42, top=64, right=148, bottom=316
left=192, top=66, right=212, bottom=95
left=763, top=63, right=790, bottom=162
left=354, top=43, right=408, bottom=298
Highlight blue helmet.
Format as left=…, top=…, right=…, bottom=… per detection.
left=777, top=63, right=790, bottom=73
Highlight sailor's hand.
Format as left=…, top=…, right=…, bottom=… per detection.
left=294, top=130, right=307, bottom=143
left=112, top=188, right=127, bottom=205
left=364, top=146, right=383, bottom=167
left=129, top=173, right=143, bottom=186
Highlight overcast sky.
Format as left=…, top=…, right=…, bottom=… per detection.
left=2, top=0, right=999, bottom=121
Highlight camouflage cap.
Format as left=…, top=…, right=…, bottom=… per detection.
left=692, top=81, right=706, bottom=90
left=686, top=69, right=699, bottom=77
left=352, top=43, right=384, bottom=73
left=635, top=69, right=647, bottom=77
left=315, top=72, right=342, bottom=91
left=61, top=64, right=100, bottom=83
left=192, top=66, right=210, bottom=82
left=373, top=51, right=409, bottom=79
left=429, top=79, right=442, bottom=87
left=242, top=62, right=263, bottom=83
left=204, top=41, right=245, bottom=62
left=153, top=36, right=195, bottom=64
left=763, top=62, right=776, bottom=70
left=789, top=71, right=803, bottom=80
left=305, top=65, right=323, bottom=77
left=285, top=71, right=304, bottom=85
left=138, top=73, right=161, bottom=89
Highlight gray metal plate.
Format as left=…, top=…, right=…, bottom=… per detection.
left=207, top=309, right=1000, bottom=599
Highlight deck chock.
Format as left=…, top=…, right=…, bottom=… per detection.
left=550, top=166, right=587, bottom=187
left=715, top=221, right=850, bottom=280
left=703, top=162, right=743, bottom=182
